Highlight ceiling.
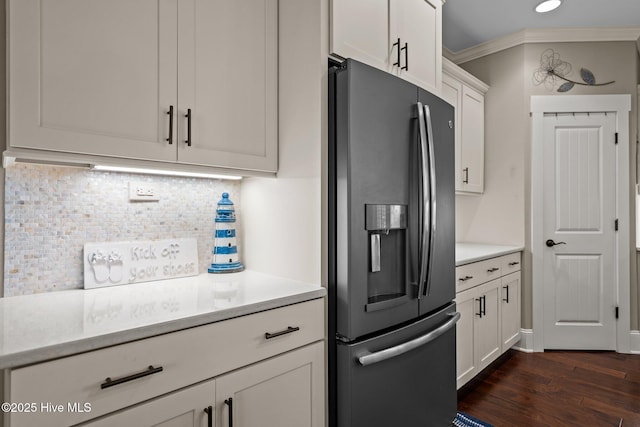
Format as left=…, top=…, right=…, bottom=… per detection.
left=442, top=0, right=640, bottom=53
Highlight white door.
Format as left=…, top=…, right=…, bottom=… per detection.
left=542, top=112, right=617, bottom=350
left=177, top=0, right=278, bottom=172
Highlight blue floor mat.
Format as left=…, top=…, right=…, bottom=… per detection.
left=453, top=411, right=495, bottom=427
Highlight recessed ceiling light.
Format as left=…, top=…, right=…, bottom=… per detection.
left=535, top=0, right=562, bottom=13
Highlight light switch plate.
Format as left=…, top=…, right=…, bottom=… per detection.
left=129, top=181, right=159, bottom=202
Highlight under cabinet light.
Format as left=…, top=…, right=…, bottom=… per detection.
left=535, top=0, right=562, bottom=13
left=91, top=165, right=243, bottom=180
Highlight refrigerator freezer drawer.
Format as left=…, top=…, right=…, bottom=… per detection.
left=336, top=303, right=458, bottom=427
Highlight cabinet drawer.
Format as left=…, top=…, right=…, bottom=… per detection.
left=456, top=258, right=502, bottom=292
left=7, top=298, right=324, bottom=427
left=501, top=252, right=521, bottom=274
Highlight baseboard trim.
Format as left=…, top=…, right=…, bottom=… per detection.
left=630, top=330, right=640, bottom=354
left=515, top=329, right=640, bottom=353
left=512, top=329, right=535, bottom=353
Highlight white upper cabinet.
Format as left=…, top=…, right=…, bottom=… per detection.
left=441, top=58, right=488, bottom=194
left=390, top=0, right=442, bottom=93
left=8, top=0, right=278, bottom=173
left=330, top=0, right=442, bottom=93
left=330, top=0, right=390, bottom=71
left=8, top=0, right=177, bottom=162
left=177, top=0, right=278, bottom=171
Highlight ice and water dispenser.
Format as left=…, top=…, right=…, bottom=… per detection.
left=365, top=204, right=409, bottom=311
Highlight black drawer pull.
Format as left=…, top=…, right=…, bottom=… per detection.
left=166, top=105, right=174, bottom=144
left=508, top=261, right=520, bottom=266
left=487, top=267, right=499, bottom=273
left=204, top=406, right=213, bottom=427
left=265, top=326, right=300, bottom=340
left=185, top=108, right=192, bottom=146
left=458, top=275, right=473, bottom=282
left=101, top=365, right=163, bottom=389
left=225, top=398, right=233, bottom=427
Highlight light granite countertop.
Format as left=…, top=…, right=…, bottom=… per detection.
left=0, top=270, right=325, bottom=370
left=456, top=242, right=524, bottom=266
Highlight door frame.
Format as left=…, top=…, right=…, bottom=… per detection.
left=530, top=94, right=631, bottom=353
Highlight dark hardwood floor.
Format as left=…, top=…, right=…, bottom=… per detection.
left=457, top=350, right=640, bottom=426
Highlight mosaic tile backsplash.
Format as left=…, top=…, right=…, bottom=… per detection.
left=4, top=164, right=241, bottom=296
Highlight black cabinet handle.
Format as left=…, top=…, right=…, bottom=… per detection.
left=166, top=105, right=173, bottom=145
left=481, top=295, right=486, bottom=316
left=401, top=42, right=408, bottom=70
left=393, top=38, right=401, bottom=68
left=458, top=275, right=473, bottom=282
left=225, top=398, right=233, bottom=427
left=487, top=267, right=499, bottom=273
left=265, top=326, right=300, bottom=340
left=185, top=108, right=192, bottom=146
left=101, top=365, right=163, bottom=389
left=463, top=167, right=469, bottom=184
left=204, top=406, right=213, bottom=427
left=508, top=261, right=520, bottom=266
left=503, top=285, right=510, bottom=303
left=475, top=298, right=482, bottom=318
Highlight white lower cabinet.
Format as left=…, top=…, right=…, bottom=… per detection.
left=4, top=298, right=325, bottom=427
left=216, top=342, right=324, bottom=427
left=80, top=342, right=324, bottom=427
left=79, top=380, right=215, bottom=427
left=500, top=272, right=522, bottom=351
left=455, top=253, right=521, bottom=389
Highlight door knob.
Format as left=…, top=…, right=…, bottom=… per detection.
left=546, top=239, right=566, bottom=247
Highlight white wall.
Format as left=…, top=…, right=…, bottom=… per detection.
left=240, top=0, right=327, bottom=285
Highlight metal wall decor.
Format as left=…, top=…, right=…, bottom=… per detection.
left=533, top=49, right=615, bottom=92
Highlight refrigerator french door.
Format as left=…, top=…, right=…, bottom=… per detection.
left=329, top=58, right=457, bottom=427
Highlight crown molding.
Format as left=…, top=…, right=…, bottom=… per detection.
left=442, top=57, right=489, bottom=93
left=448, top=26, right=640, bottom=64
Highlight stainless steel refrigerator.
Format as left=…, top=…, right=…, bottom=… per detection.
left=328, top=59, right=460, bottom=427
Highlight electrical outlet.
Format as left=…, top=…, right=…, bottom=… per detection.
left=129, top=181, right=159, bottom=202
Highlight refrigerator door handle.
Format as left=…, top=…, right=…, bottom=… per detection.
left=423, top=104, right=437, bottom=297
left=415, top=102, right=430, bottom=300
left=357, top=312, right=460, bottom=367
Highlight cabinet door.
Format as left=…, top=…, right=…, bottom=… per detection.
left=330, top=0, right=389, bottom=72
left=177, top=0, right=278, bottom=172
left=442, top=74, right=465, bottom=192
left=501, top=271, right=521, bottom=351
left=80, top=380, right=214, bottom=427
left=474, top=279, right=501, bottom=371
left=216, top=342, right=325, bottom=427
left=459, top=85, right=485, bottom=193
left=454, top=287, right=478, bottom=389
left=8, top=0, right=177, bottom=162
left=390, top=0, right=442, bottom=93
